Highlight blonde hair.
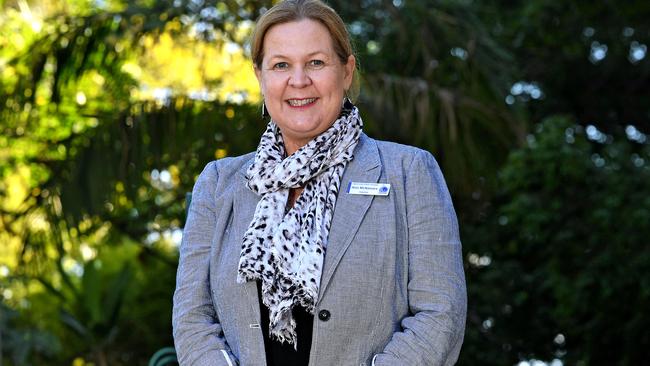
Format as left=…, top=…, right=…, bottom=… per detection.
left=251, top=0, right=359, bottom=99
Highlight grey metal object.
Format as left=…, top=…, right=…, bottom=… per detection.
left=148, top=346, right=178, bottom=366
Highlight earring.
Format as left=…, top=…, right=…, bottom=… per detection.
left=261, top=101, right=269, bottom=118
left=343, top=97, right=354, bottom=111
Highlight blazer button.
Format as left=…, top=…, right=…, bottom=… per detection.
left=318, top=309, right=331, bottom=321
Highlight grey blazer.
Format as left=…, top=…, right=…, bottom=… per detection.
left=172, top=134, right=467, bottom=366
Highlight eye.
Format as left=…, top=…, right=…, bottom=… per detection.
left=308, top=59, right=325, bottom=68
left=272, top=62, right=289, bottom=70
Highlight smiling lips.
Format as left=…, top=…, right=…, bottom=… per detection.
left=287, top=98, right=317, bottom=107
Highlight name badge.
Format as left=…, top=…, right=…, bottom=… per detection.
left=347, top=182, right=391, bottom=196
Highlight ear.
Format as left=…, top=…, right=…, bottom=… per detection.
left=342, top=55, right=356, bottom=90
left=254, top=64, right=263, bottom=88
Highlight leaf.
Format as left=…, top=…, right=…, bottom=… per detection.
left=81, top=259, right=103, bottom=325
left=59, top=309, right=88, bottom=338
left=104, top=262, right=133, bottom=327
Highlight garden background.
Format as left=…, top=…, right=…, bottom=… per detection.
left=1, top=0, right=649, bottom=365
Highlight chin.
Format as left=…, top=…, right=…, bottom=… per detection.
left=285, top=125, right=323, bottom=140
left=278, top=117, right=321, bottom=133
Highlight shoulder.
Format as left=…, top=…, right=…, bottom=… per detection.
left=375, top=138, right=430, bottom=159
left=193, top=152, right=255, bottom=193
left=212, top=152, right=256, bottom=178
left=362, top=134, right=439, bottom=174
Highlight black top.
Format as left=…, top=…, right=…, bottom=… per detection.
left=256, top=281, right=313, bottom=366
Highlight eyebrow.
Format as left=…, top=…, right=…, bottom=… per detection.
left=266, top=51, right=328, bottom=60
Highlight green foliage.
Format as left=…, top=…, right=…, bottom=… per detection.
left=487, top=0, right=650, bottom=131
left=0, top=98, right=263, bottom=364
left=332, top=0, right=525, bottom=196
left=1, top=0, right=649, bottom=365
left=462, top=116, right=650, bottom=365
left=1, top=2, right=266, bottom=363
left=0, top=303, right=61, bottom=365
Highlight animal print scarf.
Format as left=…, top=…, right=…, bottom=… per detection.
left=237, top=105, right=362, bottom=347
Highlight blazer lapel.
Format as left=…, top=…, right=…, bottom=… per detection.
left=233, top=161, right=266, bottom=364
left=317, top=134, right=381, bottom=303
left=234, top=158, right=258, bottom=257
left=234, top=159, right=262, bottom=310
left=232, top=176, right=261, bottom=317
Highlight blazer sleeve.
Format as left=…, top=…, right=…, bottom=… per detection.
left=172, top=161, right=238, bottom=366
left=374, top=150, right=467, bottom=366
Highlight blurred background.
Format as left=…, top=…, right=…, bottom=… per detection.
left=1, top=0, right=649, bottom=365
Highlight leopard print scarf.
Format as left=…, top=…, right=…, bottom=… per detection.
left=237, top=105, right=362, bottom=347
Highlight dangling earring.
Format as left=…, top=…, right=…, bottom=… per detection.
left=261, top=101, right=269, bottom=118
left=342, top=96, right=354, bottom=111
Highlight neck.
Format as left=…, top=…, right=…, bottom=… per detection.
left=281, top=134, right=310, bottom=156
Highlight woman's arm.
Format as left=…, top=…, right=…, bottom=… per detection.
left=374, top=150, right=467, bottom=366
left=172, top=161, right=238, bottom=366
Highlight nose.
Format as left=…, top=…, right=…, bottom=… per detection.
left=288, top=66, right=312, bottom=88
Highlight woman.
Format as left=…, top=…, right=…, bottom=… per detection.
left=172, top=1, right=466, bottom=365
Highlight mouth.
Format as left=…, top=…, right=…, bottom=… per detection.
left=286, top=98, right=317, bottom=107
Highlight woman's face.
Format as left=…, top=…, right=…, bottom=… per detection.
left=255, top=19, right=355, bottom=154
